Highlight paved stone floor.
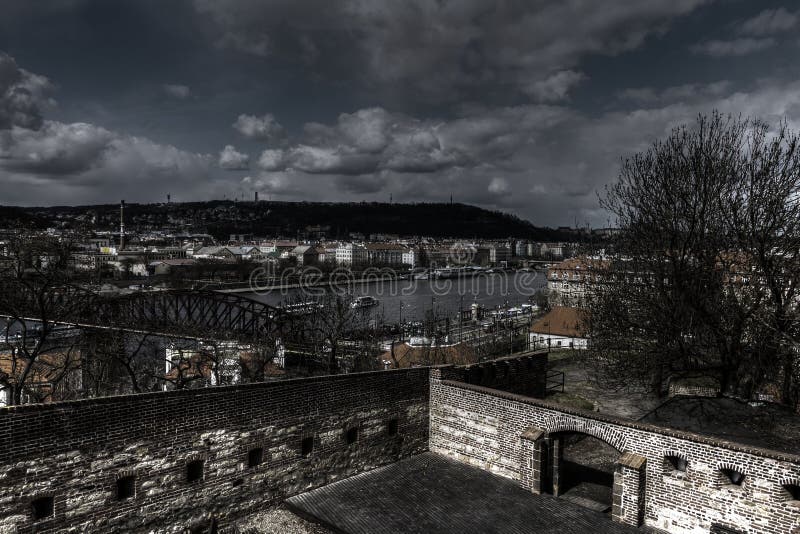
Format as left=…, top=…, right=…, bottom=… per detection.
left=237, top=506, right=334, bottom=534
left=286, top=453, right=646, bottom=534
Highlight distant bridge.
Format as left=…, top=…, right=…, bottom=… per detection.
left=1, top=285, right=288, bottom=342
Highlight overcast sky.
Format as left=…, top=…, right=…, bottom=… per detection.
left=2, top=0, right=800, bottom=226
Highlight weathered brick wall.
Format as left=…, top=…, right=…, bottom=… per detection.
left=0, top=368, right=430, bottom=533
left=430, top=376, right=800, bottom=534
left=437, top=351, right=548, bottom=398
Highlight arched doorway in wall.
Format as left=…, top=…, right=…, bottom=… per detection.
left=543, top=432, right=622, bottom=513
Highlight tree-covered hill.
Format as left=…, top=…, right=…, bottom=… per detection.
left=0, top=200, right=577, bottom=241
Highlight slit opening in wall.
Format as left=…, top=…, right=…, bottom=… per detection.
left=187, top=459, right=204, bottom=483
left=116, top=475, right=136, bottom=500
left=387, top=418, right=399, bottom=437
left=301, top=436, right=314, bottom=456
left=720, top=468, right=745, bottom=486
left=189, top=518, right=218, bottom=534
left=248, top=447, right=263, bottom=468
left=31, top=496, right=54, bottom=521
left=345, top=427, right=358, bottom=445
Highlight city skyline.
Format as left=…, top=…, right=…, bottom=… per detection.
left=2, top=1, right=800, bottom=226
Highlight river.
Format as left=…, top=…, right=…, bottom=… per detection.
left=244, top=271, right=547, bottom=322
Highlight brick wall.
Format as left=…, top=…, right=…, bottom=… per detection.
left=6, top=349, right=795, bottom=534
left=0, top=368, right=430, bottom=533
left=430, top=377, right=800, bottom=534
left=436, top=351, right=548, bottom=398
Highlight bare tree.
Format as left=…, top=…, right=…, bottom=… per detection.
left=0, top=232, right=92, bottom=404
left=288, top=291, right=381, bottom=374
left=586, top=112, right=800, bottom=404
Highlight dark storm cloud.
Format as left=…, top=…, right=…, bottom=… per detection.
left=193, top=0, right=710, bottom=104
left=0, top=122, right=112, bottom=175
left=0, top=50, right=218, bottom=202
left=0, top=52, right=54, bottom=130
left=738, top=8, right=798, bottom=36
left=691, top=38, right=776, bottom=57
left=244, top=76, right=800, bottom=225
left=254, top=108, right=466, bottom=175
left=690, top=6, right=799, bottom=58
left=5, top=0, right=800, bottom=226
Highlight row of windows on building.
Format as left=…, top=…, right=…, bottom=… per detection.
left=28, top=417, right=401, bottom=522
left=663, top=454, right=800, bottom=500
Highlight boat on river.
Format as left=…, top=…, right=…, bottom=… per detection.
left=351, top=295, right=379, bottom=309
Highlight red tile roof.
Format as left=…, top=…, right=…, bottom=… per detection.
left=530, top=306, right=588, bottom=338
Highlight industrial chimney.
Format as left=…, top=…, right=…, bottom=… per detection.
left=255, top=191, right=259, bottom=202
left=119, top=200, right=126, bottom=251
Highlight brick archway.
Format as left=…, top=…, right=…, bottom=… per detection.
left=541, top=414, right=628, bottom=452
left=520, top=419, right=646, bottom=528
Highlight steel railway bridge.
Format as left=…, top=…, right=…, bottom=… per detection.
left=1, top=285, right=288, bottom=343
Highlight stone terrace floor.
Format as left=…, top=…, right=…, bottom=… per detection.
left=286, top=452, right=656, bottom=534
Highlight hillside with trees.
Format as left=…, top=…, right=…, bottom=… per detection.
left=0, top=200, right=578, bottom=241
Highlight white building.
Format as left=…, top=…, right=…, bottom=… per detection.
left=401, top=247, right=417, bottom=268
left=489, top=245, right=511, bottom=265
left=335, top=243, right=368, bottom=266
left=529, top=306, right=588, bottom=349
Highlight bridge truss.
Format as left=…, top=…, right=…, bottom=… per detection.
left=1, top=285, right=289, bottom=343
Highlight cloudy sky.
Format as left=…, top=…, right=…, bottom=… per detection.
left=1, top=0, right=800, bottom=226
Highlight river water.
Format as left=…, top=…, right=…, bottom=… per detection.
left=244, top=271, right=547, bottom=322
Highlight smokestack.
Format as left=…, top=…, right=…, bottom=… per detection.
left=167, top=193, right=171, bottom=204
left=119, top=200, right=125, bottom=251
left=255, top=191, right=259, bottom=202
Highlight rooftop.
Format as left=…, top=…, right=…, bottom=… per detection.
left=287, top=452, right=651, bottom=534
left=530, top=306, right=588, bottom=338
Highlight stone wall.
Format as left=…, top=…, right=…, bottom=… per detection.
left=430, top=376, right=800, bottom=534
left=0, top=368, right=430, bottom=533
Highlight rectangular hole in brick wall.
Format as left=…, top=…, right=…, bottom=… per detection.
left=116, top=476, right=136, bottom=500
left=387, top=418, right=399, bottom=436
left=31, top=496, right=54, bottom=521
left=248, top=447, right=263, bottom=468
left=720, top=468, right=745, bottom=486
left=186, top=460, right=204, bottom=483
left=301, top=436, right=314, bottom=456
left=784, top=484, right=800, bottom=501
left=664, top=455, right=687, bottom=472
left=345, top=427, right=358, bottom=445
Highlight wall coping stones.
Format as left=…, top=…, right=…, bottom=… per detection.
left=438, top=379, right=800, bottom=464
left=0, top=366, right=430, bottom=416
left=617, top=452, right=646, bottom=470
left=459, top=350, right=548, bottom=370
left=520, top=426, right=545, bottom=442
